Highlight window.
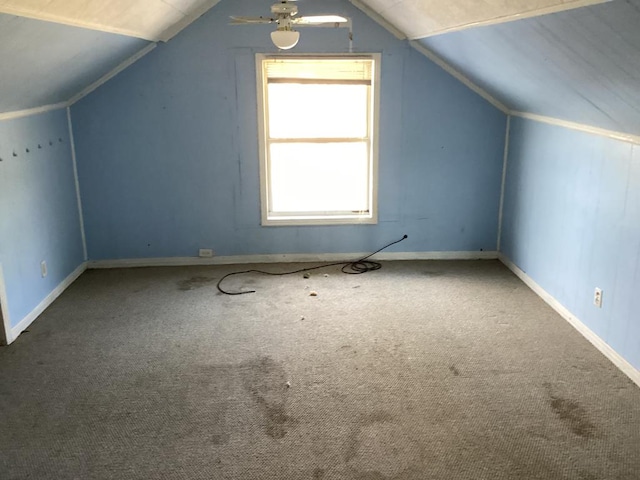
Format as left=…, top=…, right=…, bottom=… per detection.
left=256, top=54, right=380, bottom=225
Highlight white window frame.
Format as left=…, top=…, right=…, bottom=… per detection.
left=256, top=53, right=381, bottom=226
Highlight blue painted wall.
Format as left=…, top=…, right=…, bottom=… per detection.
left=71, top=0, right=507, bottom=260
left=501, top=117, right=640, bottom=370
left=0, top=109, right=85, bottom=330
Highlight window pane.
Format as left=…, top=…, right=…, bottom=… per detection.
left=270, top=142, right=369, bottom=213
left=268, top=84, right=368, bottom=139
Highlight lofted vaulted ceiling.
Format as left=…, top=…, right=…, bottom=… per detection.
left=0, top=14, right=149, bottom=113
left=353, top=0, right=611, bottom=38
left=0, top=0, right=221, bottom=41
left=419, top=0, right=640, bottom=136
left=0, top=0, right=637, bottom=139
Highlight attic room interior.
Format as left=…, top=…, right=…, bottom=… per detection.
left=1, top=0, right=639, bottom=477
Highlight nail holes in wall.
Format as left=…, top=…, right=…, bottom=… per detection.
left=1, top=138, right=65, bottom=164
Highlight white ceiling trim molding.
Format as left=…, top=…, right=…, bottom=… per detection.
left=348, top=0, right=406, bottom=40
left=512, top=111, right=640, bottom=146
left=159, top=0, right=221, bottom=42
left=0, top=102, right=68, bottom=121
left=409, top=40, right=509, bottom=114
left=67, top=43, right=158, bottom=106
left=411, top=0, right=611, bottom=39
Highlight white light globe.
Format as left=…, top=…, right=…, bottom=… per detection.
left=271, top=30, right=300, bottom=50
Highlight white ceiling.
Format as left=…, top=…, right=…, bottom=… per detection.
left=353, top=0, right=611, bottom=39
left=0, top=0, right=612, bottom=43
left=0, top=0, right=220, bottom=41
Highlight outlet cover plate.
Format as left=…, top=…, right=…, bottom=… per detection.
left=594, top=287, right=603, bottom=308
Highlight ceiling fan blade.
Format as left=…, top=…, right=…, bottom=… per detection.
left=292, top=15, right=349, bottom=25
left=230, top=16, right=276, bottom=25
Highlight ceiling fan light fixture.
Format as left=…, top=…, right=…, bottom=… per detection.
left=271, top=29, right=300, bottom=49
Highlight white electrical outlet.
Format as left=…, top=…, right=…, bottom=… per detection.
left=40, top=261, right=47, bottom=278
left=594, top=287, right=603, bottom=308
left=198, top=249, right=214, bottom=258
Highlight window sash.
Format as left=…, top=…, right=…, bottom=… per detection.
left=257, top=54, right=379, bottom=225
left=266, top=82, right=370, bottom=140
left=266, top=140, right=371, bottom=215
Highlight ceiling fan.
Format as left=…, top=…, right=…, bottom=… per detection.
left=231, top=0, right=351, bottom=50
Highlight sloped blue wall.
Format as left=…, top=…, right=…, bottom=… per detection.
left=501, top=117, right=640, bottom=370
left=0, top=109, right=85, bottom=330
left=70, top=0, right=507, bottom=260
left=0, top=13, right=149, bottom=114
left=419, top=0, right=640, bottom=137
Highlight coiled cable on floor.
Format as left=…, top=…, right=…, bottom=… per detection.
left=216, top=234, right=408, bottom=295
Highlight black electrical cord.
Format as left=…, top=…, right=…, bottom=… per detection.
left=216, top=234, right=408, bottom=295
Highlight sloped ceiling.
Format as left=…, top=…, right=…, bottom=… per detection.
left=0, top=0, right=637, bottom=138
left=419, top=0, right=640, bottom=136
left=355, top=0, right=610, bottom=38
left=0, top=14, right=149, bottom=113
left=0, top=0, right=221, bottom=41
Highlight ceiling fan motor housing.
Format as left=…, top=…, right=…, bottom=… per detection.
left=271, top=2, right=298, bottom=16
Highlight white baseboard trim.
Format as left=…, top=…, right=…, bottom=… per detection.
left=499, top=254, right=640, bottom=388
left=88, top=250, right=498, bottom=269
left=9, top=262, right=87, bottom=344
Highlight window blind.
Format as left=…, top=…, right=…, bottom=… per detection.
left=264, top=58, right=372, bottom=84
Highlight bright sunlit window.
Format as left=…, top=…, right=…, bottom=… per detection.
left=256, top=55, right=380, bottom=225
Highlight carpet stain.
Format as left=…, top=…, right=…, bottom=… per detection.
left=345, top=411, right=426, bottom=478
left=312, top=468, right=325, bottom=479
left=240, top=356, right=296, bottom=439
left=449, top=365, right=460, bottom=376
left=211, top=433, right=230, bottom=445
left=345, top=411, right=394, bottom=463
left=177, top=276, right=216, bottom=291
left=545, top=385, right=596, bottom=438
left=550, top=396, right=596, bottom=438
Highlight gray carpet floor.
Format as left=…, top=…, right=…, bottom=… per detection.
left=0, top=260, right=638, bottom=479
